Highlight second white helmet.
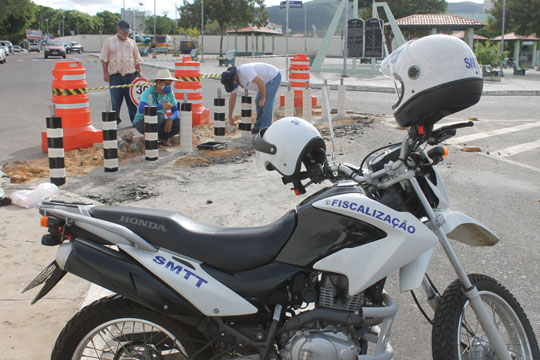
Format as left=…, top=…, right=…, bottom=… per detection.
left=253, top=117, right=326, bottom=178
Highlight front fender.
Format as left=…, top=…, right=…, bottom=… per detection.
left=435, top=209, right=500, bottom=246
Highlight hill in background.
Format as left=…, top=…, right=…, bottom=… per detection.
left=267, top=0, right=490, bottom=35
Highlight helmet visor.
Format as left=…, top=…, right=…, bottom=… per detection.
left=379, top=41, right=409, bottom=78
left=380, top=41, right=412, bottom=110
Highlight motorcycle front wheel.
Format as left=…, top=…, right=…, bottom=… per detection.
left=432, top=274, right=539, bottom=360
left=51, top=295, right=211, bottom=360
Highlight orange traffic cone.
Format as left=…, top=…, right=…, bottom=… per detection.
left=174, top=56, right=210, bottom=127
left=42, top=61, right=102, bottom=153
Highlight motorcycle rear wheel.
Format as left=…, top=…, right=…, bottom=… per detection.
left=51, top=295, right=210, bottom=360
left=432, top=274, right=539, bottom=360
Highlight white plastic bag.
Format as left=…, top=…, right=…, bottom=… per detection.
left=11, top=183, right=59, bottom=208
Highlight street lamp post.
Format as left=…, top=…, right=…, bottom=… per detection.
left=46, top=18, right=49, bottom=36
left=500, top=0, right=506, bottom=71
left=286, top=0, right=289, bottom=81
left=63, top=15, right=65, bottom=37
left=500, top=0, right=506, bottom=54
left=201, top=0, right=204, bottom=62
left=153, top=0, right=157, bottom=59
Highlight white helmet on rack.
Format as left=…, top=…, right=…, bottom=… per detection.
left=253, top=117, right=326, bottom=188
left=380, top=34, right=483, bottom=128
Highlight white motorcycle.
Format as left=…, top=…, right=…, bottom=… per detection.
left=24, top=35, right=538, bottom=359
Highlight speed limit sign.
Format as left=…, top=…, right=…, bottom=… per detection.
left=129, top=77, right=150, bottom=107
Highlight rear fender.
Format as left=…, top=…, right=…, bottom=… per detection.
left=435, top=209, right=500, bottom=246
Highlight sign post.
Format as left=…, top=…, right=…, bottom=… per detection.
left=280, top=0, right=302, bottom=81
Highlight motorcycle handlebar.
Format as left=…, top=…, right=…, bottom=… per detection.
left=428, top=121, right=474, bottom=145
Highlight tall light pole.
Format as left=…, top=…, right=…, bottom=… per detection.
left=500, top=0, right=506, bottom=54
left=153, top=0, right=157, bottom=58
left=286, top=0, right=289, bottom=81
left=201, top=0, right=204, bottom=62
left=304, top=1, right=307, bottom=53
left=62, top=15, right=65, bottom=37
left=46, top=18, right=49, bottom=36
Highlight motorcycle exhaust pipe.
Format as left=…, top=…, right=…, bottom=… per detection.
left=59, top=237, right=201, bottom=321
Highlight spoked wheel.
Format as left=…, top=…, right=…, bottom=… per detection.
left=432, top=274, right=539, bottom=360
left=52, top=295, right=211, bottom=360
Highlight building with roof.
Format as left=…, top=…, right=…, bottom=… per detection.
left=493, top=33, right=539, bottom=67
left=395, top=13, right=486, bottom=48
left=226, top=24, right=283, bottom=56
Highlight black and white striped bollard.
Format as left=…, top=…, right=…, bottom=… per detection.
left=46, top=105, right=66, bottom=186
left=144, top=105, right=158, bottom=161
left=102, top=104, right=118, bottom=172
left=180, top=100, right=193, bottom=153
left=240, top=89, right=252, bottom=138
left=214, top=88, right=226, bottom=142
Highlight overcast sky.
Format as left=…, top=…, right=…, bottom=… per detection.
left=32, top=0, right=484, bottom=18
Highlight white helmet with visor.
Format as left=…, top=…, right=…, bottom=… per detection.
left=380, top=34, right=483, bottom=128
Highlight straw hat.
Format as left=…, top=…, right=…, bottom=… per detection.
left=149, top=69, right=177, bottom=82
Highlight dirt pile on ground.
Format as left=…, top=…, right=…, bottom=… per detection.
left=2, top=115, right=378, bottom=185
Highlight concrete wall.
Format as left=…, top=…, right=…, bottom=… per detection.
left=56, top=34, right=346, bottom=57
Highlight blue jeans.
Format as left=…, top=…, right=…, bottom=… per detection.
left=135, top=112, right=180, bottom=141
left=109, top=72, right=138, bottom=125
left=254, top=72, right=282, bottom=131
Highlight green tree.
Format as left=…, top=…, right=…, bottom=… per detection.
left=0, top=0, right=35, bottom=42
left=475, top=41, right=507, bottom=69
left=144, top=14, right=177, bottom=35
left=95, top=11, right=121, bottom=34
left=178, top=0, right=267, bottom=56
left=487, top=0, right=540, bottom=37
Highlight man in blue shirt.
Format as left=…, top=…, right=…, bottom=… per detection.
left=134, top=69, right=180, bottom=146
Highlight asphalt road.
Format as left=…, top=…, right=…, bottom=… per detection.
left=1, top=51, right=540, bottom=164
left=1, top=50, right=540, bottom=359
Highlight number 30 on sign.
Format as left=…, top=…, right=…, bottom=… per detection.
left=129, top=77, right=149, bottom=107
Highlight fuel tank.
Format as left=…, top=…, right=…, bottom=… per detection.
left=276, top=185, right=386, bottom=267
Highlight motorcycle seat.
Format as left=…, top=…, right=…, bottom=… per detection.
left=89, top=206, right=297, bottom=272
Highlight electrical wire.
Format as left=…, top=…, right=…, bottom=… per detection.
left=410, top=290, right=434, bottom=325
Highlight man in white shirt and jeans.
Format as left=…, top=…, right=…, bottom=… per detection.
left=221, top=63, right=282, bottom=134
left=100, top=20, right=142, bottom=125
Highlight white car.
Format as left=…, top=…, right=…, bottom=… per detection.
left=0, top=41, right=10, bottom=55
left=0, top=46, right=6, bottom=64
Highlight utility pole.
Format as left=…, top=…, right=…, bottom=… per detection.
left=153, top=0, right=157, bottom=59
left=286, top=0, right=289, bottom=81
left=62, top=15, right=65, bottom=37
left=304, top=2, right=307, bottom=53
left=201, top=0, right=205, bottom=62
left=500, top=0, right=506, bottom=54
left=46, top=18, right=49, bottom=36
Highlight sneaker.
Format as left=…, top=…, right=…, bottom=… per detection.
left=226, top=124, right=236, bottom=133
left=251, top=128, right=259, bottom=135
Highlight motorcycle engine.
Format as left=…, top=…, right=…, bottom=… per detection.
left=279, top=328, right=360, bottom=360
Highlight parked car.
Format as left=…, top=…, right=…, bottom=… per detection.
left=0, top=46, right=6, bottom=64
left=12, top=45, right=21, bottom=52
left=43, top=40, right=66, bottom=59
left=66, top=41, right=83, bottom=54
left=28, top=41, right=40, bottom=53
left=0, top=41, right=11, bottom=55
